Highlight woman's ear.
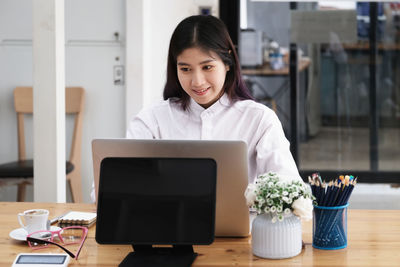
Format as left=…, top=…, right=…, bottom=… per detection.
left=226, top=65, right=230, bottom=71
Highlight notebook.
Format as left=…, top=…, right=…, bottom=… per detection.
left=57, top=211, right=97, bottom=228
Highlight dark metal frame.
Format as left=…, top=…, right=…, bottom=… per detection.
left=369, top=2, right=379, bottom=171
left=289, top=43, right=299, bottom=161
left=289, top=2, right=299, bottom=166
left=219, top=0, right=240, bottom=48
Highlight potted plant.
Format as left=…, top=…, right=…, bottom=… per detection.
left=245, top=172, right=314, bottom=259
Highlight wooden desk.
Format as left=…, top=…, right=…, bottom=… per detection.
left=2, top=202, right=400, bottom=266
left=242, top=57, right=311, bottom=76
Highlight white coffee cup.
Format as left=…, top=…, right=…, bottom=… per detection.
left=18, top=209, right=49, bottom=234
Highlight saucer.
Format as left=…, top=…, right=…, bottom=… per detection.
left=9, top=226, right=61, bottom=241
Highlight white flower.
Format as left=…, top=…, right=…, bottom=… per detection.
left=244, top=172, right=314, bottom=222
left=244, top=183, right=257, bottom=206
left=284, top=197, right=292, bottom=204
left=270, top=193, right=279, bottom=198
left=276, top=181, right=285, bottom=187
left=292, top=196, right=313, bottom=221
left=284, top=208, right=291, bottom=215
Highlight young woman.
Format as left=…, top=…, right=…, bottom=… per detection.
left=127, top=15, right=301, bottom=183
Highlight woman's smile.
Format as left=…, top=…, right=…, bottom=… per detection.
left=192, top=87, right=210, bottom=95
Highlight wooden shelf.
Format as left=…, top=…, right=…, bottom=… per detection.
left=242, top=57, right=311, bottom=76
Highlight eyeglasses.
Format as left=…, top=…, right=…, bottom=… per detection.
left=26, top=226, right=88, bottom=259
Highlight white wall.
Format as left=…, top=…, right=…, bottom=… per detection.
left=0, top=0, right=34, bottom=201
left=0, top=0, right=218, bottom=203
left=145, top=0, right=219, bottom=105
left=126, top=0, right=219, bottom=124
left=0, top=0, right=126, bottom=203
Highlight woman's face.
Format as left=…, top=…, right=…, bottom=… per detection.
left=177, top=47, right=229, bottom=109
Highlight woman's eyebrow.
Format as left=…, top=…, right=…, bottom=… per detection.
left=199, top=59, right=215, bottom=64
left=177, top=59, right=216, bottom=66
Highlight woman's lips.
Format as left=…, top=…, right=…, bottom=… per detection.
left=193, top=87, right=210, bottom=96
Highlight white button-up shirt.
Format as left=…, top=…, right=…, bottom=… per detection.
left=126, top=94, right=301, bottom=183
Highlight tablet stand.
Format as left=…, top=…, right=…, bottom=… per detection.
left=119, top=244, right=198, bottom=267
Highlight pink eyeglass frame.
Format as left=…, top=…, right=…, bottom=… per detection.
left=26, top=226, right=88, bottom=259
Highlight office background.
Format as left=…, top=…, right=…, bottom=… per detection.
left=0, top=0, right=219, bottom=203
left=0, top=0, right=399, bottom=207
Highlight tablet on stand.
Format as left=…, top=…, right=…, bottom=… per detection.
left=95, top=157, right=217, bottom=267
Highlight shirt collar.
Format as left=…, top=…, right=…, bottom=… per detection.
left=188, top=93, right=231, bottom=115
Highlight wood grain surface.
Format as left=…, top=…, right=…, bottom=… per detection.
left=1, top=202, right=400, bottom=266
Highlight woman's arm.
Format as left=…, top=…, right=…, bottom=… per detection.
left=126, top=117, right=156, bottom=139
left=255, top=111, right=302, bottom=182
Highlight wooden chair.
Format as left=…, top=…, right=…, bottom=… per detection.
left=0, top=87, right=85, bottom=202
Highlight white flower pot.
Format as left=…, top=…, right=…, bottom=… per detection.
left=251, top=213, right=302, bottom=259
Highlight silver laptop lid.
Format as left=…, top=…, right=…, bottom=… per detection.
left=92, top=139, right=250, bottom=237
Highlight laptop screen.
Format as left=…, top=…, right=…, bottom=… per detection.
left=95, top=157, right=216, bottom=245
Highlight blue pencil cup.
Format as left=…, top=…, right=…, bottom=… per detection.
left=312, top=204, right=348, bottom=250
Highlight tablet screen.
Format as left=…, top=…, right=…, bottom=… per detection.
left=96, top=157, right=216, bottom=245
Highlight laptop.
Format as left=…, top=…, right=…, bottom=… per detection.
left=92, top=139, right=250, bottom=237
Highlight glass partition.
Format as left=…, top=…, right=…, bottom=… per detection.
left=242, top=1, right=400, bottom=182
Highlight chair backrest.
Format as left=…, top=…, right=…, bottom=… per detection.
left=13, top=87, right=84, bottom=164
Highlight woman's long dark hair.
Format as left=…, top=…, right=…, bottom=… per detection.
left=163, top=15, right=253, bottom=110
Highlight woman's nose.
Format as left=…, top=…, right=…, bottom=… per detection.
left=191, top=70, right=205, bottom=87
